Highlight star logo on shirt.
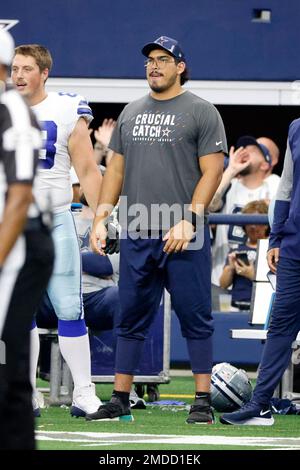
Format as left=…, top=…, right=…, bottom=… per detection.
left=162, top=127, right=171, bottom=137
left=78, top=226, right=91, bottom=251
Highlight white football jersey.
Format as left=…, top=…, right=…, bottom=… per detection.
left=31, top=92, right=93, bottom=213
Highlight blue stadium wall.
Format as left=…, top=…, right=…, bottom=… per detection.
left=2, top=0, right=300, bottom=81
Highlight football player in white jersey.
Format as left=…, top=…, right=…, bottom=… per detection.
left=11, top=45, right=103, bottom=417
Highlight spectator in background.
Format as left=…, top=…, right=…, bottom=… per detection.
left=219, top=200, right=269, bottom=310
left=257, top=137, right=280, bottom=184
left=210, top=136, right=280, bottom=286
left=74, top=192, right=120, bottom=331
left=71, top=118, right=116, bottom=202
left=93, top=118, right=116, bottom=168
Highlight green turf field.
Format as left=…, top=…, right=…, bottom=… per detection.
left=35, top=376, right=300, bottom=450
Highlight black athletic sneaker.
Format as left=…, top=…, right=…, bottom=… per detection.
left=85, top=396, right=134, bottom=422
left=186, top=396, right=215, bottom=424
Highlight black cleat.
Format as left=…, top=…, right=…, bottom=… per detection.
left=85, top=396, right=134, bottom=422
left=186, top=396, right=215, bottom=424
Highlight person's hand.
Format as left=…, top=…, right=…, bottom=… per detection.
left=90, top=218, right=108, bottom=255
left=94, top=119, right=116, bottom=148
left=104, top=220, right=120, bottom=255
left=163, top=220, right=195, bottom=254
left=228, top=252, right=237, bottom=269
left=267, top=248, right=280, bottom=273
left=234, top=259, right=255, bottom=280
left=227, top=145, right=251, bottom=177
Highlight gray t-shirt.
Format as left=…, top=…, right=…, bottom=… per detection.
left=109, top=91, right=227, bottom=230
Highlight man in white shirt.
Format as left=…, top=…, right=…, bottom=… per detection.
left=210, top=135, right=280, bottom=286
left=11, top=44, right=102, bottom=417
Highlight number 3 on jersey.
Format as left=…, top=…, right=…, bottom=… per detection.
left=40, top=120, right=57, bottom=169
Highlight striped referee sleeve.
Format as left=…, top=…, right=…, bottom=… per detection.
left=1, top=89, right=41, bottom=182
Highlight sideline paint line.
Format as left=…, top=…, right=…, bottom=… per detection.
left=159, top=394, right=193, bottom=398
left=36, top=431, right=300, bottom=449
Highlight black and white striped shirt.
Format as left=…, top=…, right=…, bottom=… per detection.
left=0, top=87, right=41, bottom=221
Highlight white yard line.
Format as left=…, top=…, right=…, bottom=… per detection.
left=36, top=431, right=300, bottom=449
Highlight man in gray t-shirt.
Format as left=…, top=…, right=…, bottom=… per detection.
left=89, top=35, right=227, bottom=424
left=112, top=90, right=226, bottom=231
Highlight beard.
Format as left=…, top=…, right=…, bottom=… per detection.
left=148, top=72, right=178, bottom=93
left=239, top=164, right=253, bottom=176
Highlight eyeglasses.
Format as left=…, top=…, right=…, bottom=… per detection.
left=144, top=56, right=176, bottom=68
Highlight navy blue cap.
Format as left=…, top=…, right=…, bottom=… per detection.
left=236, top=135, right=272, bottom=166
left=142, top=36, right=185, bottom=60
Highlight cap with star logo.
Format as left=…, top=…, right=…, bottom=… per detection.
left=142, top=36, right=185, bottom=61
left=236, top=135, right=272, bottom=166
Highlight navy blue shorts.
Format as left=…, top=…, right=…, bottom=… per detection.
left=118, top=227, right=213, bottom=340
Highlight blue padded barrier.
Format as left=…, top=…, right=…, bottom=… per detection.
left=170, top=311, right=265, bottom=366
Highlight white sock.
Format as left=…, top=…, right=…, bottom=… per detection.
left=30, top=326, right=40, bottom=392
left=58, top=333, right=92, bottom=389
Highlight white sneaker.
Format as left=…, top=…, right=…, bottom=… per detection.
left=71, top=383, right=102, bottom=417
left=129, top=388, right=146, bottom=409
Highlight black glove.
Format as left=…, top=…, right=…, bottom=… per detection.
left=104, top=220, right=120, bottom=254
